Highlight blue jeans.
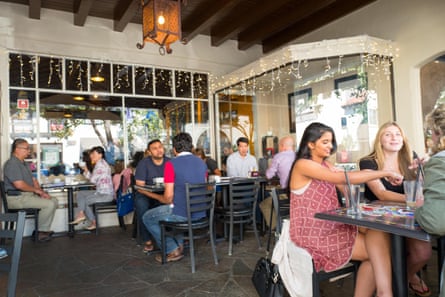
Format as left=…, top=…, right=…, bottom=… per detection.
left=134, top=192, right=160, bottom=242
left=142, top=205, right=186, bottom=254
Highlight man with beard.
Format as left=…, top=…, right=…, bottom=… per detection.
left=134, top=139, right=170, bottom=253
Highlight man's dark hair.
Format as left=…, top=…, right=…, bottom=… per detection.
left=236, top=137, right=249, bottom=146
left=12, top=138, right=27, bottom=153
left=173, top=132, right=193, bottom=153
left=147, top=139, right=161, bottom=149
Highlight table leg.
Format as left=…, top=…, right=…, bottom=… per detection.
left=391, top=234, right=407, bottom=296
left=67, top=188, right=75, bottom=237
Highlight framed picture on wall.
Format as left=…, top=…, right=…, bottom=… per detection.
left=288, top=88, right=312, bottom=133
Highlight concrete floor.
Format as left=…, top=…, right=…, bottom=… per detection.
left=0, top=225, right=441, bottom=297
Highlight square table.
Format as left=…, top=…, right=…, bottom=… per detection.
left=42, top=181, right=95, bottom=237
left=315, top=202, right=430, bottom=297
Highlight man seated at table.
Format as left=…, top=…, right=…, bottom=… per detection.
left=134, top=139, right=170, bottom=253
left=226, top=137, right=257, bottom=177
left=3, top=138, right=58, bottom=242
left=142, top=132, right=207, bottom=263
left=260, top=136, right=295, bottom=228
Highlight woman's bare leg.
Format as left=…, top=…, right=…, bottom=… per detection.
left=364, top=229, right=393, bottom=297
left=352, top=230, right=392, bottom=297
left=406, top=238, right=432, bottom=291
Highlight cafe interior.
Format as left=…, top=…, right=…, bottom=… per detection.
left=0, top=0, right=444, bottom=296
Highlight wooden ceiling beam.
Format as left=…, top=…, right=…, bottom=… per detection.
left=238, top=0, right=335, bottom=51
left=181, top=0, right=242, bottom=43
left=262, top=0, right=377, bottom=53
left=29, top=0, right=41, bottom=19
left=210, top=0, right=294, bottom=47
left=113, top=0, right=139, bottom=32
left=74, top=0, right=95, bottom=26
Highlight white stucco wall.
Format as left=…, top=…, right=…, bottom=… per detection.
left=289, top=0, right=445, bottom=154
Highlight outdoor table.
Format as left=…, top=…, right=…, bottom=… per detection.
left=315, top=202, right=430, bottom=297
left=42, top=181, right=95, bottom=237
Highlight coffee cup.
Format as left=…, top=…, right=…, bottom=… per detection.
left=79, top=161, right=86, bottom=168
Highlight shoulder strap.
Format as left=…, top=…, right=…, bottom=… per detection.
left=266, top=193, right=275, bottom=257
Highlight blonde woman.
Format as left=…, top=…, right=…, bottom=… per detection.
left=360, top=122, right=432, bottom=296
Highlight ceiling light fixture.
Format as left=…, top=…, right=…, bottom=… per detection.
left=63, top=111, right=73, bottom=118
left=91, top=63, right=105, bottom=82
left=136, top=0, right=184, bottom=55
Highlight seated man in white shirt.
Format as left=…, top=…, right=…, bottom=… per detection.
left=226, top=137, right=257, bottom=177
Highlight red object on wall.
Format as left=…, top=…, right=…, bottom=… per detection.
left=17, top=99, right=29, bottom=109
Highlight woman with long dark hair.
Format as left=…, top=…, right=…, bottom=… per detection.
left=70, top=146, right=114, bottom=230
left=288, top=122, right=402, bottom=297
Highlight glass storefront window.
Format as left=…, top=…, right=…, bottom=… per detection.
left=9, top=53, right=36, bottom=88
left=214, top=51, right=394, bottom=169
left=113, top=64, right=133, bottom=94
left=66, top=59, right=88, bottom=91
left=38, top=56, right=63, bottom=90
left=7, top=52, right=211, bottom=180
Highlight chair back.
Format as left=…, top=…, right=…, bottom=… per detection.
left=228, top=178, right=259, bottom=212
left=270, top=187, right=290, bottom=234
left=0, top=180, right=10, bottom=213
left=185, top=182, right=216, bottom=224
left=0, top=211, right=26, bottom=297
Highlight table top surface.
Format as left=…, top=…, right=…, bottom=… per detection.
left=315, top=202, right=430, bottom=241
left=41, top=181, right=95, bottom=189
left=134, top=176, right=268, bottom=192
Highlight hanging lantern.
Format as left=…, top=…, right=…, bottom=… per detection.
left=136, top=0, right=182, bottom=55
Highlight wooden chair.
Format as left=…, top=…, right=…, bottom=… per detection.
left=159, top=182, right=218, bottom=273
left=215, top=178, right=261, bottom=256
left=0, top=180, right=40, bottom=242
left=270, top=187, right=359, bottom=297
left=0, top=211, right=26, bottom=297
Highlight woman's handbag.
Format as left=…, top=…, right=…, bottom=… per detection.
left=116, top=175, right=134, bottom=216
left=251, top=196, right=284, bottom=297
left=117, top=191, right=133, bottom=216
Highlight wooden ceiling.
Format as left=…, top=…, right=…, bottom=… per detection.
left=2, top=0, right=376, bottom=53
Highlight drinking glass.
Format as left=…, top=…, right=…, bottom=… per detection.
left=403, top=180, right=422, bottom=209
left=345, top=184, right=361, bottom=215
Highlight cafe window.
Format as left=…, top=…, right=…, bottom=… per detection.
left=213, top=36, right=396, bottom=169
left=7, top=52, right=211, bottom=180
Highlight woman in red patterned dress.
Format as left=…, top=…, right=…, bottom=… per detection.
left=289, top=122, right=403, bottom=297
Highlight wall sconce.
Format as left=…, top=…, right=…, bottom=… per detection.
left=136, top=0, right=183, bottom=55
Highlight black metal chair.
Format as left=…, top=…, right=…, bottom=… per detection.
left=0, top=180, right=40, bottom=242
left=270, top=187, right=359, bottom=297
left=91, top=174, right=131, bottom=235
left=215, top=178, right=261, bottom=256
left=0, top=211, right=26, bottom=297
left=159, top=182, right=218, bottom=273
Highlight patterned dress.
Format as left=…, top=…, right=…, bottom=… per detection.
left=289, top=175, right=357, bottom=272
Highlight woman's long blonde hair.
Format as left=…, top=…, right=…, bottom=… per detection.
left=362, top=122, right=415, bottom=180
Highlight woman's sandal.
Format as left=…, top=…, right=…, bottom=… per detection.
left=143, top=241, right=154, bottom=253
left=409, top=278, right=431, bottom=297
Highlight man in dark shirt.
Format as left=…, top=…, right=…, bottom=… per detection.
left=3, top=138, right=58, bottom=242
left=134, top=139, right=170, bottom=253
left=143, top=132, right=207, bottom=263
